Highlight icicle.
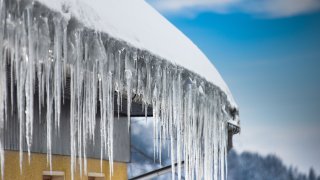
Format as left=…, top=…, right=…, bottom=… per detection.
left=115, top=49, right=122, bottom=119
left=0, top=1, right=234, bottom=179
left=45, top=49, right=53, bottom=171
left=18, top=10, right=28, bottom=173
left=62, top=20, right=68, bottom=104
left=0, top=0, right=5, bottom=177
left=125, top=51, right=132, bottom=131
left=107, top=72, right=114, bottom=178
left=25, top=6, right=35, bottom=164
left=53, top=16, right=63, bottom=132
left=76, top=29, right=83, bottom=177
left=70, top=66, right=76, bottom=180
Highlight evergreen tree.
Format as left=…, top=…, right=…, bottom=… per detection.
left=226, top=150, right=317, bottom=180
left=309, top=168, right=316, bottom=180
left=288, top=167, right=295, bottom=180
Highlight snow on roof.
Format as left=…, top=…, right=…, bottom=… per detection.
left=37, top=0, right=237, bottom=109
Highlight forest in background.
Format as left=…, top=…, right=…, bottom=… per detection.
left=228, top=150, right=320, bottom=180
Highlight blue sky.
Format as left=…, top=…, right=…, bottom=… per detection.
left=147, top=0, right=320, bottom=174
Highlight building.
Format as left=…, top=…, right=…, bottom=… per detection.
left=0, top=0, right=240, bottom=179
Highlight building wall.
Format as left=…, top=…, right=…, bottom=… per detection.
left=4, top=98, right=130, bottom=162
left=1, top=151, right=127, bottom=180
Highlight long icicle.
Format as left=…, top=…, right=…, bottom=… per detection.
left=0, top=0, right=6, bottom=177
left=0, top=1, right=235, bottom=180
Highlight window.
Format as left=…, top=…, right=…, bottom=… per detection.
left=43, top=171, right=65, bottom=180
left=88, top=172, right=105, bottom=180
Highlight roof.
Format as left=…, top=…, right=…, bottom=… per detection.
left=0, top=0, right=240, bottom=179
left=36, top=0, right=237, bottom=110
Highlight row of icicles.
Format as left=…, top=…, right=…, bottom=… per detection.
left=0, top=0, right=230, bottom=179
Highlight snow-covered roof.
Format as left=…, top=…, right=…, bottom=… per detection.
left=37, top=0, right=237, bottom=109
left=0, top=0, right=240, bottom=179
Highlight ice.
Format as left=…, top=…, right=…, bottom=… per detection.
left=0, top=1, right=234, bottom=180
left=0, top=0, right=5, bottom=178
left=53, top=16, right=63, bottom=132
left=25, top=7, right=35, bottom=164
left=125, top=51, right=132, bottom=131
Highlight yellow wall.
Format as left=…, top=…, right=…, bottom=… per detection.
left=1, top=151, right=127, bottom=180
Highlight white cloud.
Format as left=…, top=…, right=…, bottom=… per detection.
left=148, top=0, right=239, bottom=11
left=147, top=0, right=320, bottom=18
left=239, top=0, right=320, bottom=18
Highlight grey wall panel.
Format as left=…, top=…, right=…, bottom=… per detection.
left=4, top=97, right=130, bottom=163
